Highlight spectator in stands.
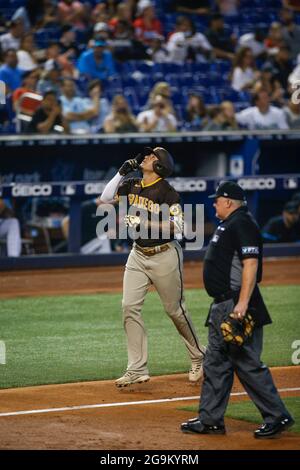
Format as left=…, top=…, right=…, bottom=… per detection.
left=264, top=22, right=284, bottom=52
left=92, top=1, right=109, bottom=25
left=37, top=59, right=63, bottom=96
left=77, top=40, right=116, bottom=80
left=12, top=0, right=58, bottom=32
left=284, top=96, right=300, bottom=128
left=109, top=2, right=134, bottom=32
left=59, top=24, right=79, bottom=56
left=0, top=19, right=24, bottom=53
left=216, top=0, right=239, bottom=17
left=252, top=63, right=285, bottom=107
left=60, top=78, right=99, bottom=134
left=103, top=94, right=138, bottom=133
left=262, top=201, right=300, bottom=243
left=93, top=22, right=111, bottom=42
left=231, top=47, right=259, bottom=92
left=84, top=79, right=111, bottom=133
left=280, top=8, right=300, bottom=60
left=238, top=27, right=267, bottom=59
left=12, top=70, right=41, bottom=114
left=282, top=0, right=300, bottom=12
left=183, top=93, right=207, bottom=130
left=110, top=20, right=148, bottom=61
left=46, top=41, right=79, bottom=78
left=288, top=54, right=300, bottom=87
left=0, top=199, right=22, bottom=257
left=205, top=13, right=236, bottom=61
left=0, top=49, right=23, bottom=93
left=133, top=0, right=163, bottom=45
left=17, top=34, right=39, bottom=73
left=137, top=94, right=177, bottom=132
left=269, top=45, right=293, bottom=89
left=145, top=82, right=175, bottom=115
left=27, top=90, right=69, bottom=134
left=236, top=89, right=289, bottom=130
left=58, top=0, right=88, bottom=30
left=174, top=0, right=211, bottom=16
left=202, top=100, right=239, bottom=130
left=146, top=32, right=170, bottom=62
left=167, top=17, right=212, bottom=63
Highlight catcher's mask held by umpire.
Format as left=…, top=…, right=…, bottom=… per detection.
left=143, top=146, right=174, bottom=178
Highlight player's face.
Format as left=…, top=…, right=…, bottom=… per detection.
left=140, top=153, right=159, bottom=172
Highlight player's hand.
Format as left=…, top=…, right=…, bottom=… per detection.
left=232, top=300, right=248, bottom=321
left=119, top=159, right=139, bottom=176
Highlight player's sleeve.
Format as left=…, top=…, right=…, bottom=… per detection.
left=234, top=218, right=261, bottom=259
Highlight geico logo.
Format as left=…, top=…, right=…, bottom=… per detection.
left=85, top=183, right=106, bottom=195
left=173, top=180, right=207, bottom=192
left=238, top=178, right=276, bottom=190
left=12, top=184, right=52, bottom=197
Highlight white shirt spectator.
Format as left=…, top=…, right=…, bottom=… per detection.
left=167, top=32, right=212, bottom=64
left=238, top=33, right=266, bottom=57
left=288, top=62, right=300, bottom=86
left=137, top=109, right=177, bottom=132
left=60, top=95, right=93, bottom=134
left=236, top=105, right=289, bottom=130
left=0, top=33, right=20, bottom=52
left=231, top=66, right=256, bottom=91
left=17, top=50, right=37, bottom=72
left=82, top=96, right=111, bottom=133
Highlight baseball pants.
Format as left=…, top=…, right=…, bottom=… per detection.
left=0, top=218, right=21, bottom=257
left=122, top=240, right=205, bottom=375
left=199, top=298, right=292, bottom=425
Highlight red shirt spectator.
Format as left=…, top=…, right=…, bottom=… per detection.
left=133, top=1, right=163, bottom=44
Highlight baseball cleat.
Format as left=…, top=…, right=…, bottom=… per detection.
left=254, top=417, right=295, bottom=439
left=188, top=362, right=203, bottom=383
left=115, top=371, right=150, bottom=388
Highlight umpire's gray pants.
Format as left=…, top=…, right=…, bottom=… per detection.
left=199, top=299, right=292, bottom=426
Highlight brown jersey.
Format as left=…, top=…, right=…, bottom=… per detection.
left=117, top=177, right=181, bottom=247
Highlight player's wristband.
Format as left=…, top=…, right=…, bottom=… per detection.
left=100, top=172, right=123, bottom=203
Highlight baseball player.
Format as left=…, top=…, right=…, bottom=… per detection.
left=98, top=147, right=205, bottom=387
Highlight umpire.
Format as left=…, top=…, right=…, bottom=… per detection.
left=181, top=181, right=294, bottom=439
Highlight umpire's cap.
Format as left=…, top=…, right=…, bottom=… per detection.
left=143, top=146, right=174, bottom=178
left=209, top=181, right=246, bottom=201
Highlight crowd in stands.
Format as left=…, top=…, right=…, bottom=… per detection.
left=1, top=0, right=300, bottom=134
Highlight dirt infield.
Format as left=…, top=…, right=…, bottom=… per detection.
left=1, top=257, right=300, bottom=298
left=0, top=367, right=299, bottom=450
left=0, top=257, right=299, bottom=450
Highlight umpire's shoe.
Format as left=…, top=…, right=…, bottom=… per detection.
left=181, top=417, right=226, bottom=435
left=115, top=371, right=150, bottom=388
left=254, top=417, right=295, bottom=439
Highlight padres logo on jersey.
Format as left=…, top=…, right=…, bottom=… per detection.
left=127, top=193, right=160, bottom=214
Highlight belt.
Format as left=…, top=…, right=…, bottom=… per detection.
left=135, top=243, right=170, bottom=256
left=213, top=290, right=239, bottom=304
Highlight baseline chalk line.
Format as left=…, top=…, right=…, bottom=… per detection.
left=0, top=387, right=299, bottom=418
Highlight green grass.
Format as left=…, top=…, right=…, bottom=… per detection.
left=180, top=397, right=300, bottom=434
left=0, top=285, right=299, bottom=389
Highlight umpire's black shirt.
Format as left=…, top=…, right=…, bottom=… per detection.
left=203, top=206, right=271, bottom=326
